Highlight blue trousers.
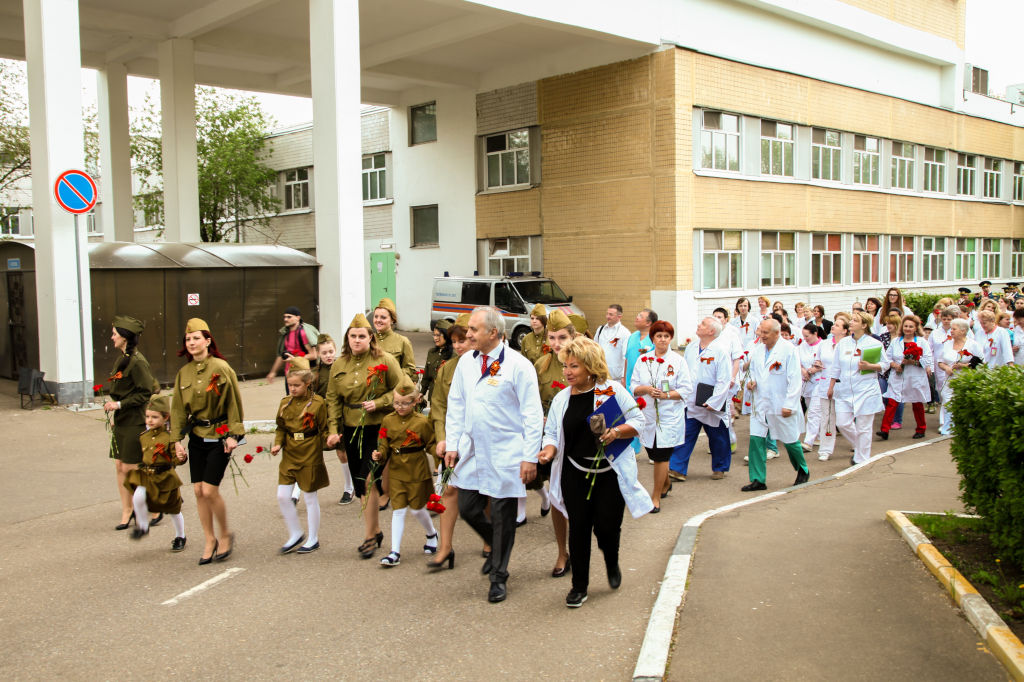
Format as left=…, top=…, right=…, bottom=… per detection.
left=669, top=418, right=731, bottom=475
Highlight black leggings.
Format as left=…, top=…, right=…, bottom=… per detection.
left=561, top=462, right=625, bottom=593
left=342, top=424, right=384, bottom=498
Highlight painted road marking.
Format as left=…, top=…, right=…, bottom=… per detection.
left=161, top=567, right=245, bottom=606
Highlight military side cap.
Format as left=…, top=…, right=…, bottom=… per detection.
left=530, top=304, right=547, bottom=318
left=348, top=313, right=372, bottom=329
left=185, top=318, right=210, bottom=334
left=316, top=333, right=334, bottom=345
left=454, top=312, right=471, bottom=328
left=568, top=314, right=589, bottom=336
left=395, top=375, right=418, bottom=396
left=547, top=309, right=572, bottom=331
left=147, top=394, right=171, bottom=414
left=112, top=315, right=144, bottom=335
left=288, top=356, right=311, bottom=371
left=376, top=297, right=397, bottom=319
left=434, top=319, right=452, bottom=332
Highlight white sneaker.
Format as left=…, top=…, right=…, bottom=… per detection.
left=743, top=454, right=749, bottom=462
left=766, top=450, right=779, bottom=460
left=800, top=443, right=812, bottom=453
left=818, top=453, right=830, bottom=461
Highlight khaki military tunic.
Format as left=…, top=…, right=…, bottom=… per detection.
left=274, top=393, right=330, bottom=492
left=377, top=411, right=435, bottom=510
left=171, top=357, right=245, bottom=441
left=429, top=356, right=458, bottom=445
left=107, top=352, right=156, bottom=464
left=326, top=351, right=404, bottom=432
left=375, top=328, right=417, bottom=381
left=519, top=330, right=547, bottom=364
left=124, top=428, right=184, bottom=514
left=421, top=345, right=451, bottom=399
left=314, top=361, right=332, bottom=398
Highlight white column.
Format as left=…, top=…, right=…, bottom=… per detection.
left=309, top=0, right=365, bottom=335
left=22, top=0, right=94, bottom=402
left=97, top=63, right=135, bottom=242
left=158, top=38, right=200, bottom=243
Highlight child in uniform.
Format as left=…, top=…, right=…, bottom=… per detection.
left=125, top=395, right=187, bottom=550
left=272, top=357, right=330, bottom=554
left=373, top=376, right=438, bottom=567
left=312, top=334, right=355, bottom=505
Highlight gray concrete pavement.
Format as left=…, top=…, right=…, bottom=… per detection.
left=0, top=365, right=987, bottom=680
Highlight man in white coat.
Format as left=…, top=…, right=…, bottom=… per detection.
left=445, top=307, right=544, bottom=603
left=742, top=319, right=810, bottom=491
left=594, top=304, right=632, bottom=384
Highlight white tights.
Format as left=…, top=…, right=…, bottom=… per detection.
left=132, top=486, right=184, bottom=537
left=390, top=506, right=437, bottom=554
left=277, top=484, right=321, bottom=548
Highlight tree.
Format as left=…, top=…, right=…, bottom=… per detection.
left=132, top=87, right=282, bottom=242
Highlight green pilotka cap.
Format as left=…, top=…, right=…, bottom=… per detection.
left=147, top=394, right=171, bottom=414
left=112, top=315, right=144, bottom=335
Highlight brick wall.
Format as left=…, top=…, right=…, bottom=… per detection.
left=361, top=109, right=390, bottom=154
left=838, top=0, right=965, bottom=47
left=266, top=127, right=313, bottom=171
left=476, top=83, right=538, bottom=135
left=363, top=204, right=393, bottom=240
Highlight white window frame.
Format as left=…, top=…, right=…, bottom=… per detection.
left=853, top=135, right=880, bottom=186
left=923, top=148, right=946, bottom=193
left=888, top=235, right=914, bottom=283
left=955, top=237, right=976, bottom=280
left=983, top=158, right=1002, bottom=199
left=851, top=234, right=880, bottom=285
left=890, top=142, right=915, bottom=190
left=701, top=229, right=743, bottom=290
left=956, top=153, right=976, bottom=196
left=700, top=111, right=740, bottom=172
left=362, top=153, right=388, bottom=202
left=484, top=129, right=531, bottom=189
left=921, top=237, right=946, bottom=282
left=283, top=167, right=311, bottom=210
left=1014, top=162, right=1024, bottom=202
left=811, top=128, right=841, bottom=182
left=0, top=209, right=20, bottom=235
left=981, top=238, right=1000, bottom=278
left=811, top=232, right=843, bottom=286
left=487, top=236, right=532, bottom=276
left=760, top=120, right=794, bottom=178
left=1011, top=239, right=1024, bottom=279
left=759, top=231, right=796, bottom=288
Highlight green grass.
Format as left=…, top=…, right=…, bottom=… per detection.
left=908, top=512, right=983, bottom=544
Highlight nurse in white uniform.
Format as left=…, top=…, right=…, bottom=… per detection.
left=828, top=311, right=884, bottom=465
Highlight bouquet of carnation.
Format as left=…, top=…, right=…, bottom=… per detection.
left=427, top=465, right=455, bottom=513
left=351, top=363, right=389, bottom=455
left=902, top=341, right=923, bottom=366
left=641, top=356, right=667, bottom=425
left=585, top=397, right=645, bottom=500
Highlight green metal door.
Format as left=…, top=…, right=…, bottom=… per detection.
left=370, top=252, right=396, bottom=305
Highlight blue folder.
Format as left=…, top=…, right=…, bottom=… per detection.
left=590, top=396, right=632, bottom=462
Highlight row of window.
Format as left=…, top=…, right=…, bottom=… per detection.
left=699, top=110, right=1024, bottom=202
left=701, top=229, right=1024, bottom=291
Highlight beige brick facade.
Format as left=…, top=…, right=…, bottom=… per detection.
left=838, top=0, right=966, bottom=47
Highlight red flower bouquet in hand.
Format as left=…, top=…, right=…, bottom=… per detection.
left=215, top=424, right=230, bottom=436
left=903, top=342, right=924, bottom=366
left=426, top=493, right=446, bottom=513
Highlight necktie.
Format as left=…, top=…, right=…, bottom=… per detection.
left=480, top=354, right=489, bottom=376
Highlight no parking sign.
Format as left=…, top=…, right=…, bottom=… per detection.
left=53, top=170, right=98, bottom=214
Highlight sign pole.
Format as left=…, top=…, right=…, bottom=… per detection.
left=73, top=213, right=88, bottom=406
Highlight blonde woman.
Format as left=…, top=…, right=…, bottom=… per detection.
left=827, top=311, right=884, bottom=465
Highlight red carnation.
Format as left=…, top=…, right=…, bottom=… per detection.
left=255, top=446, right=264, bottom=453
left=378, top=427, right=388, bottom=439
left=636, top=397, right=647, bottom=410
left=417, top=368, right=424, bottom=375
left=744, top=401, right=751, bottom=407
left=92, top=384, right=103, bottom=392
left=656, top=357, right=665, bottom=364
left=243, top=453, right=254, bottom=463
left=215, top=425, right=229, bottom=436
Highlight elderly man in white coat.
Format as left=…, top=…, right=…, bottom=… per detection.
left=445, top=307, right=544, bottom=603
left=668, top=317, right=734, bottom=482
left=742, top=318, right=810, bottom=491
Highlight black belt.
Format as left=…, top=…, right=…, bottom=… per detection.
left=286, top=429, right=319, bottom=440
left=193, top=416, right=227, bottom=427
left=140, top=464, right=173, bottom=474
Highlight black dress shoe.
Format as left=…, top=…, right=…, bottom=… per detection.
left=649, top=505, right=661, bottom=514
left=540, top=504, right=551, bottom=517
left=488, top=582, right=507, bottom=603
left=565, top=590, right=587, bottom=608
left=516, top=518, right=527, bottom=527
left=551, top=556, right=571, bottom=578
left=607, top=564, right=622, bottom=589
left=171, top=537, right=187, bottom=552
left=199, top=540, right=218, bottom=565
left=912, top=432, right=925, bottom=439
left=280, top=535, right=306, bottom=555
left=339, top=492, right=353, bottom=505
left=115, top=511, right=136, bottom=531
left=481, top=549, right=491, bottom=558
left=297, top=542, right=320, bottom=554
left=876, top=430, right=888, bottom=440
left=214, top=533, right=235, bottom=562
left=741, top=481, right=767, bottom=492
left=481, top=557, right=492, bottom=575
left=794, top=469, right=810, bottom=485
left=149, top=513, right=163, bottom=527
left=130, top=526, right=149, bottom=540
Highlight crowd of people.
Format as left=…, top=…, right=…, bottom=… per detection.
left=99, top=280, right=1022, bottom=608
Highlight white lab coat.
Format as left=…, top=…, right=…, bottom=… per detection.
left=544, top=380, right=653, bottom=519
left=830, top=334, right=884, bottom=417
left=929, top=326, right=953, bottom=392
left=748, top=340, right=805, bottom=443
left=730, top=314, right=757, bottom=349
left=813, top=339, right=840, bottom=399
left=882, top=335, right=933, bottom=404
left=630, top=349, right=693, bottom=448
left=797, top=338, right=822, bottom=398
left=445, top=342, right=544, bottom=499
left=975, top=326, right=1014, bottom=367
left=1014, top=325, right=1024, bottom=366
left=937, top=339, right=983, bottom=404
left=682, top=337, right=733, bottom=427
left=594, top=321, right=631, bottom=382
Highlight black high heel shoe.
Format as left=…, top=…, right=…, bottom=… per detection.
left=214, top=533, right=235, bottom=562
left=115, top=511, right=136, bottom=531
left=199, top=540, right=218, bottom=565
left=551, top=555, right=571, bottom=578
left=358, top=531, right=384, bottom=558
left=149, top=513, right=164, bottom=527
left=427, top=550, right=455, bottom=570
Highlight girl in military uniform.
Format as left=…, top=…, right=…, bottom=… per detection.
left=325, top=313, right=403, bottom=559
left=313, top=334, right=355, bottom=505
left=372, top=297, right=417, bottom=381
left=372, top=377, right=439, bottom=567
left=171, top=318, right=244, bottom=565
left=125, top=395, right=187, bottom=551
left=421, top=319, right=453, bottom=401
left=104, top=315, right=157, bottom=530
left=519, top=304, right=548, bottom=363
left=272, top=358, right=330, bottom=554
left=533, top=309, right=573, bottom=577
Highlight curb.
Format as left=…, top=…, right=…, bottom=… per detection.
left=886, top=510, right=1024, bottom=682
left=243, top=419, right=276, bottom=434
left=631, top=434, right=951, bottom=681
